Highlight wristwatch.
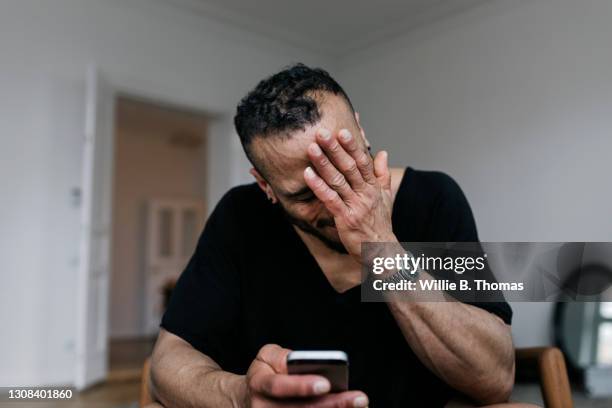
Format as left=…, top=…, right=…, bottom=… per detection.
left=381, top=265, right=419, bottom=284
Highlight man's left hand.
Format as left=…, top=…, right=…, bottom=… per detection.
left=304, top=128, right=396, bottom=264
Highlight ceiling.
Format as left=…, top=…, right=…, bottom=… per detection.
left=163, top=0, right=488, bottom=56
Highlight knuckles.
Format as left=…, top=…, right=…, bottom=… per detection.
left=356, top=155, right=372, bottom=170
left=329, top=173, right=347, bottom=189
left=341, top=160, right=359, bottom=176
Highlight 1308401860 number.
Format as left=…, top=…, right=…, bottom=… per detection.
left=3, top=388, right=74, bottom=400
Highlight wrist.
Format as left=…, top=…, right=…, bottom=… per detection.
left=200, top=370, right=248, bottom=408
left=360, top=233, right=399, bottom=265
left=366, top=241, right=421, bottom=280
left=374, top=230, right=397, bottom=243
left=229, top=375, right=249, bottom=408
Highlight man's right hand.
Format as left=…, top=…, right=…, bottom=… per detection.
left=244, top=344, right=369, bottom=408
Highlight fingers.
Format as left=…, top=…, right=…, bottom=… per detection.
left=314, top=391, right=369, bottom=408
left=304, top=166, right=348, bottom=217
left=249, top=346, right=369, bottom=407
left=305, top=127, right=387, bottom=214
left=250, top=344, right=332, bottom=399
left=253, top=390, right=369, bottom=408
left=336, top=129, right=376, bottom=185
left=307, top=142, right=356, bottom=201
left=373, top=150, right=391, bottom=190
left=313, top=129, right=366, bottom=191
left=256, top=344, right=291, bottom=374
left=251, top=372, right=332, bottom=398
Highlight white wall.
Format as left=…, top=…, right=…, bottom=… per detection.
left=0, top=0, right=330, bottom=386
left=338, top=0, right=612, bottom=346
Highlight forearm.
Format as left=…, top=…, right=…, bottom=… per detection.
left=371, top=241, right=514, bottom=402
left=387, top=300, right=514, bottom=404
left=151, top=330, right=247, bottom=408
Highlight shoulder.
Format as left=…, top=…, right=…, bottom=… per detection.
left=401, top=167, right=467, bottom=203
left=221, top=182, right=266, bottom=203
left=395, top=167, right=478, bottom=237
left=212, top=182, right=268, bottom=218
left=203, top=183, right=271, bottom=240
left=194, top=183, right=271, bottom=258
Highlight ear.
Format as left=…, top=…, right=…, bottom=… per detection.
left=354, top=111, right=371, bottom=150
left=249, top=168, right=278, bottom=204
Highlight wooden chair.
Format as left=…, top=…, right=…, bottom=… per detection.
left=140, top=357, right=154, bottom=407
left=140, top=347, right=573, bottom=408
left=514, top=347, right=573, bottom=408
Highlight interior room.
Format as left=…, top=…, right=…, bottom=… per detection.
left=1, top=0, right=611, bottom=407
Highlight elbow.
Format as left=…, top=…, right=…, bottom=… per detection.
left=149, top=352, right=162, bottom=403
left=474, top=360, right=515, bottom=405
left=149, top=333, right=173, bottom=404
left=492, top=368, right=515, bottom=405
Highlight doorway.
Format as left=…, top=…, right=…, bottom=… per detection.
left=108, top=96, right=209, bottom=379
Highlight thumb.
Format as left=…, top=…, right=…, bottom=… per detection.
left=257, top=344, right=292, bottom=374
left=374, top=150, right=391, bottom=190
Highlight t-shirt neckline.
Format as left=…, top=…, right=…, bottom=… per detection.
left=284, top=166, right=413, bottom=297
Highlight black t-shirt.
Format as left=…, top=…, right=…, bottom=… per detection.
left=161, top=167, right=512, bottom=407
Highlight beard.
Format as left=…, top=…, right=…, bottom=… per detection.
left=280, top=208, right=348, bottom=254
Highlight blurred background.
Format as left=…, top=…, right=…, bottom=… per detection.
left=1, top=0, right=611, bottom=406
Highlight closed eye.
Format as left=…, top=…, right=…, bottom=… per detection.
left=284, top=185, right=317, bottom=203
left=294, top=193, right=317, bottom=203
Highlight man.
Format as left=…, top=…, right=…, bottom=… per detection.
left=150, top=64, right=517, bottom=407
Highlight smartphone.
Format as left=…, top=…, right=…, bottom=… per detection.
left=286, top=350, right=349, bottom=392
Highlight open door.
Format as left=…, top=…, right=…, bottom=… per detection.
left=75, top=66, right=115, bottom=389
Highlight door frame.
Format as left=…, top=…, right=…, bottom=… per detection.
left=75, top=66, right=116, bottom=390
left=74, top=65, right=227, bottom=389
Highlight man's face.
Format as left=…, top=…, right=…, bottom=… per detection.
left=250, top=93, right=370, bottom=252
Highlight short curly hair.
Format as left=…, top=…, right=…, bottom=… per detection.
left=234, top=63, right=354, bottom=170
